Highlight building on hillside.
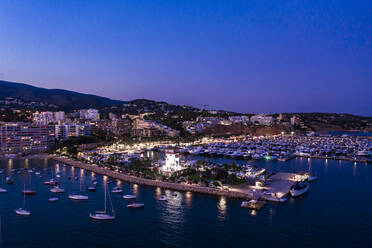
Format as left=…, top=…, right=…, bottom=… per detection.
left=33, top=112, right=54, bottom=125
left=54, top=111, right=66, bottom=122
left=132, top=118, right=179, bottom=138
left=229, top=116, right=250, bottom=124
left=290, top=115, right=300, bottom=126
left=108, top=113, right=117, bottom=120
left=55, top=124, right=91, bottom=140
left=80, top=109, right=100, bottom=121
left=250, top=114, right=274, bottom=126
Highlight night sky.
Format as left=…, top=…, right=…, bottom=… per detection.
left=0, top=1, right=371, bottom=115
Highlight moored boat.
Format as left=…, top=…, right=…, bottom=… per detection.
left=290, top=182, right=309, bottom=197
left=123, top=194, right=136, bottom=199
left=44, top=179, right=58, bottom=186
left=89, top=181, right=115, bottom=220
left=23, top=190, right=36, bottom=195
left=15, top=208, right=31, bottom=216
left=111, top=186, right=123, bottom=193
left=50, top=186, right=65, bottom=193
left=48, top=197, right=59, bottom=202
left=127, top=202, right=144, bottom=208
left=68, top=194, right=89, bottom=200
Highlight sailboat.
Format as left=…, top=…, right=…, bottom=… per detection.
left=89, top=182, right=115, bottom=220
left=69, top=169, right=88, bottom=200
left=23, top=172, right=36, bottom=195
left=0, top=175, right=7, bottom=193
left=15, top=181, right=31, bottom=215
left=50, top=168, right=65, bottom=193
left=44, top=167, right=58, bottom=186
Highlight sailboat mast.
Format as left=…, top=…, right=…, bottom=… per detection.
left=104, top=181, right=107, bottom=214
left=23, top=180, right=26, bottom=208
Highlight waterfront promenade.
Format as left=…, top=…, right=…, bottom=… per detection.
left=50, top=155, right=255, bottom=200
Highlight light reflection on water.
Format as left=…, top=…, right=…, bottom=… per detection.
left=217, top=196, right=226, bottom=221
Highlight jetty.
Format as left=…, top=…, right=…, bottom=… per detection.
left=50, top=155, right=257, bottom=200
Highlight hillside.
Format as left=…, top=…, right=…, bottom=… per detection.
left=0, top=80, right=124, bottom=110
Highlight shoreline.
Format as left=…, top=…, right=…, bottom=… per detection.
left=49, top=155, right=255, bottom=200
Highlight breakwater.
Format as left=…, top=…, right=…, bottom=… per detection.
left=50, top=155, right=254, bottom=200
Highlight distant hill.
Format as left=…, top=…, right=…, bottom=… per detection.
left=0, top=80, right=125, bottom=110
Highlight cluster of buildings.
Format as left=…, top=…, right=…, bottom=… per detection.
left=0, top=97, right=58, bottom=110
left=132, top=118, right=179, bottom=138
left=183, top=114, right=300, bottom=134
left=0, top=109, right=100, bottom=155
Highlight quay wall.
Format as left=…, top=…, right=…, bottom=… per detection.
left=50, top=155, right=254, bottom=200
left=297, top=155, right=371, bottom=163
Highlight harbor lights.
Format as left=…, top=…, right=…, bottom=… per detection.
left=281, top=131, right=284, bottom=135
left=291, top=131, right=295, bottom=135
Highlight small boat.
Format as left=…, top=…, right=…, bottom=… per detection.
left=15, top=208, right=31, bottom=216
left=290, top=182, right=310, bottom=197
left=44, top=179, right=58, bottom=186
left=50, top=186, right=65, bottom=193
left=126, top=202, right=144, bottom=208
left=173, top=192, right=178, bottom=197
left=241, top=199, right=258, bottom=208
left=159, top=195, right=168, bottom=201
left=35, top=172, right=41, bottom=175
left=87, top=186, right=96, bottom=191
left=68, top=194, right=89, bottom=200
left=23, top=190, right=36, bottom=195
left=123, top=194, right=136, bottom=199
left=6, top=177, right=14, bottom=184
left=111, top=186, right=123, bottom=193
left=0, top=188, right=7, bottom=193
left=48, top=197, right=59, bottom=202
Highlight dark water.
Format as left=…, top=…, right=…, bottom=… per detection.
left=0, top=157, right=371, bottom=248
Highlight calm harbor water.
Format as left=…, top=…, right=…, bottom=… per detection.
left=0, top=157, right=371, bottom=248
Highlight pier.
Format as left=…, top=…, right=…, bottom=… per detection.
left=50, top=155, right=257, bottom=200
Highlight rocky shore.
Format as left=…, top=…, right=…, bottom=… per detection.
left=50, top=155, right=254, bottom=200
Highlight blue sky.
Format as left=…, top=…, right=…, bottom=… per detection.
left=0, top=0, right=371, bottom=115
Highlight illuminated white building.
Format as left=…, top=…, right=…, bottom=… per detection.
left=161, top=151, right=183, bottom=174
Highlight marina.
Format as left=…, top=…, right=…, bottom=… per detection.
left=82, top=134, right=372, bottom=165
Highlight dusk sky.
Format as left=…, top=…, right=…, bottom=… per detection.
left=0, top=0, right=371, bottom=115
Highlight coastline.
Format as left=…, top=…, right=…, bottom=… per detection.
left=49, top=155, right=255, bottom=200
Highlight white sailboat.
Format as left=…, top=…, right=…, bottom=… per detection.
left=69, top=169, right=88, bottom=200
left=15, top=181, right=31, bottom=216
left=90, top=182, right=115, bottom=220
